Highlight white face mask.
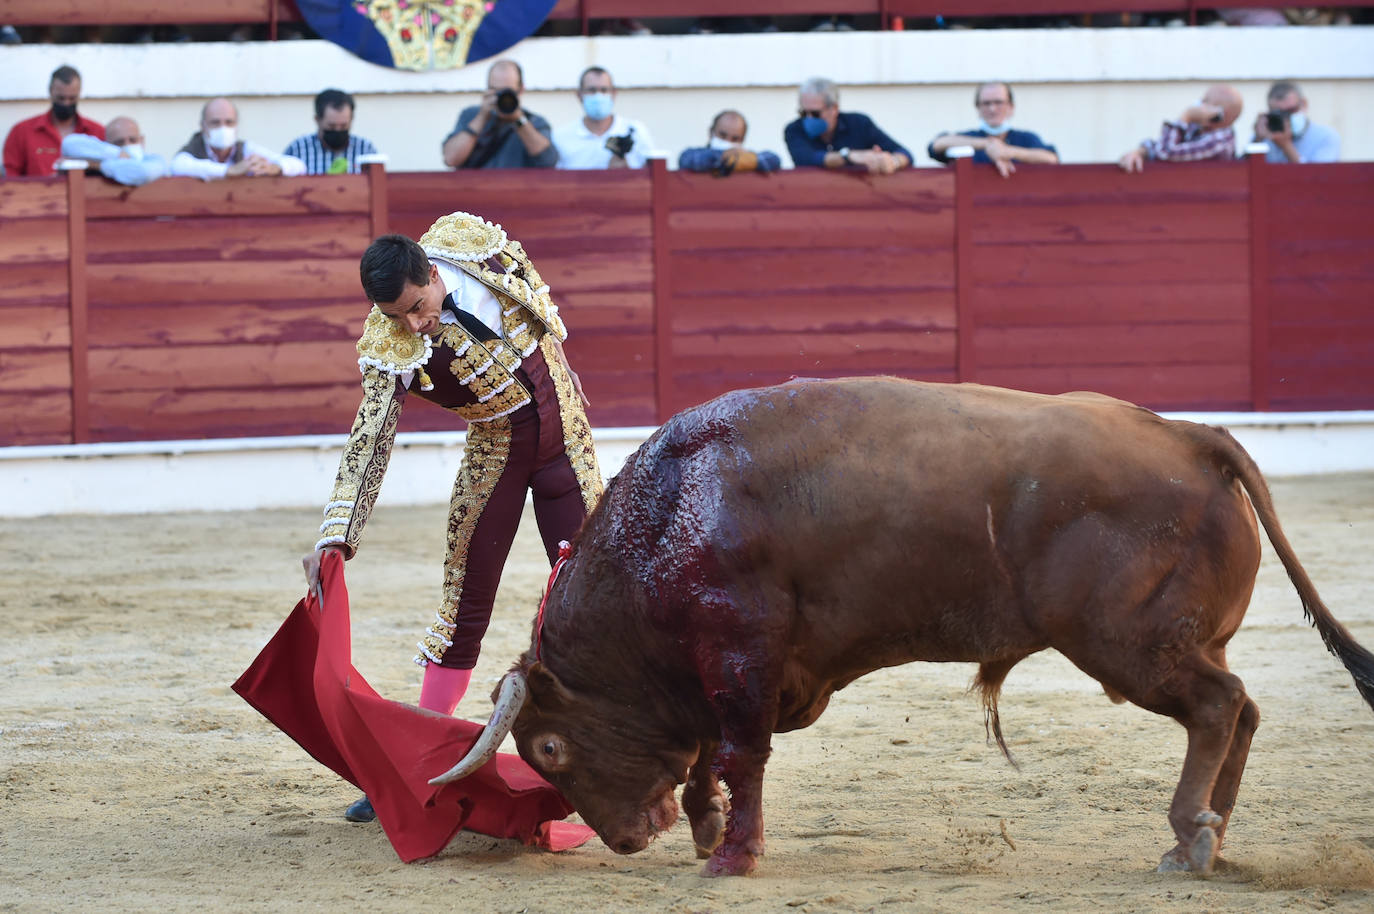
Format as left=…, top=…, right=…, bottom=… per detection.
left=1289, top=112, right=1309, bottom=136
left=708, top=136, right=741, bottom=151
left=206, top=125, right=236, bottom=150
left=122, top=143, right=145, bottom=162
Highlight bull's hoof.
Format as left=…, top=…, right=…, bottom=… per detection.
left=703, top=849, right=759, bottom=877
left=1155, top=825, right=1220, bottom=876
left=690, top=805, right=727, bottom=859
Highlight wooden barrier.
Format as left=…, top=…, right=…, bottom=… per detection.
left=1, top=159, right=1372, bottom=448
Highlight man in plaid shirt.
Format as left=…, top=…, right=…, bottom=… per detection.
left=1118, top=84, right=1243, bottom=172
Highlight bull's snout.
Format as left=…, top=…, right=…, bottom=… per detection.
left=613, top=836, right=647, bottom=855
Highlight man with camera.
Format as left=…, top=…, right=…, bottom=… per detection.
left=552, top=66, right=656, bottom=170
left=1117, top=84, right=1243, bottom=172
left=1252, top=80, right=1340, bottom=165
left=442, top=59, right=558, bottom=170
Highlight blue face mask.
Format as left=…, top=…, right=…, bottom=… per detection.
left=978, top=118, right=1011, bottom=136
left=802, top=116, right=828, bottom=139
left=581, top=93, right=613, bottom=121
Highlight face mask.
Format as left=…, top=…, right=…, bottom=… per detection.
left=581, top=93, right=613, bottom=121
left=802, top=116, right=827, bottom=139
left=1288, top=112, right=1308, bottom=136
left=51, top=102, right=77, bottom=121
left=122, top=143, right=145, bottom=162
left=708, top=136, right=740, bottom=151
left=206, top=125, right=236, bottom=150
left=978, top=118, right=1011, bottom=136
left=322, top=129, right=350, bottom=150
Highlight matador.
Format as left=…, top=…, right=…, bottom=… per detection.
left=303, top=212, right=603, bottom=822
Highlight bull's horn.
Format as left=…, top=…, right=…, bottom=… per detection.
left=428, top=671, right=528, bottom=785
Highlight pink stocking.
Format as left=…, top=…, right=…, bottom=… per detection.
left=419, top=665, right=472, bottom=716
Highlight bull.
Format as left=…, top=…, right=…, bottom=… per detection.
left=431, top=377, right=1374, bottom=877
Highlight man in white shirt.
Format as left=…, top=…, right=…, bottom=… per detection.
left=552, top=67, right=656, bottom=170
left=61, top=115, right=167, bottom=187
left=170, top=97, right=306, bottom=180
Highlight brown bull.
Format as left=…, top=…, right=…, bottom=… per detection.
left=433, top=377, right=1374, bottom=877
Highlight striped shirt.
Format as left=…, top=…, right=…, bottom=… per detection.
left=282, top=132, right=380, bottom=174
left=1142, top=121, right=1236, bottom=163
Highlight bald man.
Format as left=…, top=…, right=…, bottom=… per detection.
left=1118, top=84, right=1243, bottom=172
left=170, top=96, right=305, bottom=180
left=60, top=115, right=167, bottom=186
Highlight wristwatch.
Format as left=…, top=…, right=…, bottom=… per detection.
left=838, top=147, right=852, bottom=165
left=515, top=115, right=529, bottom=129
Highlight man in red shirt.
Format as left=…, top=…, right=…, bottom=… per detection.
left=3, top=65, right=104, bottom=177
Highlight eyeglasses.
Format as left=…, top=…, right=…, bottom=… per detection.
left=798, top=108, right=825, bottom=119
left=977, top=99, right=1010, bottom=108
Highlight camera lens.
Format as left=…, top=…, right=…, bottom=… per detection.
left=496, top=89, right=519, bottom=114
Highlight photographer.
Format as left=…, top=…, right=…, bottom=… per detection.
left=442, top=59, right=557, bottom=170
left=1252, top=80, right=1340, bottom=164
left=553, top=66, right=656, bottom=170
left=1118, top=84, right=1242, bottom=173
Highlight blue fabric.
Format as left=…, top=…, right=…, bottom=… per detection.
left=678, top=146, right=781, bottom=174
left=783, top=112, right=912, bottom=168
left=927, top=128, right=1057, bottom=165
left=295, top=0, right=556, bottom=69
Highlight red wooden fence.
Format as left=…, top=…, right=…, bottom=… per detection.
left=1, top=158, right=1372, bottom=448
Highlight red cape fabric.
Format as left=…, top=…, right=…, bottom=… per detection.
left=231, top=550, right=594, bottom=861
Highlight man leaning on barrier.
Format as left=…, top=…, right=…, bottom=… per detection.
left=928, top=82, right=1059, bottom=178
left=784, top=77, right=911, bottom=175
left=678, top=109, right=781, bottom=177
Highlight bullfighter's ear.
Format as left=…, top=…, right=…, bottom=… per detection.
left=525, top=661, right=577, bottom=713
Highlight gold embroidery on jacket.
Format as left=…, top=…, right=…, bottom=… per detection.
left=415, top=419, right=513, bottom=666
left=541, top=336, right=604, bottom=514
left=321, top=368, right=405, bottom=558
left=432, top=325, right=532, bottom=421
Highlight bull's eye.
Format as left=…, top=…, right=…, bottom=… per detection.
left=542, top=740, right=556, bottom=756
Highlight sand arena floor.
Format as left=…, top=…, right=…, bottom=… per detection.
left=3, top=473, right=1374, bottom=912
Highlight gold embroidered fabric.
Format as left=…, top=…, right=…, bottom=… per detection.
left=431, top=326, right=533, bottom=422
left=319, top=367, right=406, bottom=558
left=415, top=419, right=513, bottom=666
left=541, top=336, right=605, bottom=514
left=360, top=0, right=490, bottom=72
left=356, top=306, right=435, bottom=389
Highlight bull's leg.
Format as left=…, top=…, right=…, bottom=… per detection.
left=1206, top=694, right=1260, bottom=850
left=682, top=744, right=729, bottom=859
left=1143, top=655, right=1250, bottom=875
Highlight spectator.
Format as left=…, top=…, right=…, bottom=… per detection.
left=1252, top=80, right=1340, bottom=163
left=170, top=97, right=305, bottom=180
left=441, top=59, right=556, bottom=169
left=3, top=65, right=104, bottom=177
left=60, top=116, right=167, bottom=187
left=927, top=82, right=1059, bottom=178
left=1117, top=84, right=1242, bottom=172
left=784, top=77, right=911, bottom=174
left=678, top=110, right=781, bottom=176
left=553, top=67, right=656, bottom=170
left=284, top=89, right=380, bottom=175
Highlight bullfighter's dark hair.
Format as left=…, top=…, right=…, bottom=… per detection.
left=315, top=88, right=356, bottom=118
left=51, top=65, right=80, bottom=86
left=360, top=234, right=431, bottom=305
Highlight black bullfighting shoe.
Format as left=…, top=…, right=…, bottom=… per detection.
left=344, top=794, right=376, bottom=823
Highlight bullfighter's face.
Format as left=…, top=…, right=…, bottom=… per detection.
left=514, top=663, right=697, bottom=855
left=376, top=262, right=445, bottom=336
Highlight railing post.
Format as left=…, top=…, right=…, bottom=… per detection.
left=364, top=159, right=389, bottom=239
left=63, top=168, right=90, bottom=444
left=650, top=157, right=673, bottom=424
left=1246, top=144, right=1271, bottom=411
left=951, top=148, right=975, bottom=384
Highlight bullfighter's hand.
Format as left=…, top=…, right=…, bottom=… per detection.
left=302, top=546, right=341, bottom=603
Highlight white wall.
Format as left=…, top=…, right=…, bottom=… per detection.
left=1, top=27, right=1370, bottom=172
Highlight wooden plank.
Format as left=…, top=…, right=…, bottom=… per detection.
left=87, top=299, right=368, bottom=347
left=0, top=391, right=73, bottom=446
left=671, top=248, right=954, bottom=295
left=5, top=0, right=294, bottom=25
left=1265, top=362, right=1374, bottom=410
left=971, top=241, right=1249, bottom=286
left=1269, top=325, right=1374, bottom=362
left=87, top=341, right=360, bottom=391
left=528, top=250, right=654, bottom=293
left=651, top=158, right=674, bottom=424
left=0, top=262, right=70, bottom=305
left=670, top=289, right=956, bottom=334
left=974, top=322, right=1249, bottom=368
left=1263, top=162, right=1374, bottom=191
left=971, top=281, right=1249, bottom=326
left=668, top=207, right=953, bottom=251
left=1266, top=202, right=1374, bottom=242
left=67, top=167, right=89, bottom=443
left=972, top=202, right=1249, bottom=245
left=86, top=384, right=364, bottom=442
left=366, top=162, right=388, bottom=239
left=954, top=155, right=974, bottom=382
left=386, top=171, right=652, bottom=217
left=1268, top=240, right=1374, bottom=281
left=672, top=329, right=956, bottom=367
left=661, top=169, right=954, bottom=211
left=554, top=291, right=654, bottom=330
left=87, top=259, right=360, bottom=304
left=85, top=214, right=372, bottom=263
left=1268, top=278, right=1374, bottom=323
left=0, top=217, right=69, bottom=264
left=1248, top=152, right=1271, bottom=413
left=0, top=303, right=73, bottom=349
left=583, top=0, right=875, bottom=16
left=966, top=161, right=1248, bottom=206
left=0, top=179, right=67, bottom=219
left=664, top=364, right=961, bottom=419
left=0, top=350, right=73, bottom=392
left=85, top=175, right=370, bottom=219
left=973, top=364, right=1251, bottom=410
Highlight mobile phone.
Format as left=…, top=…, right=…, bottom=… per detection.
left=1265, top=112, right=1286, bottom=133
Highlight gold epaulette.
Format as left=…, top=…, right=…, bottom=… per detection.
left=419, top=212, right=509, bottom=263
left=355, top=306, right=434, bottom=390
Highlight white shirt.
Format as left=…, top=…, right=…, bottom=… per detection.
left=553, top=114, right=655, bottom=170
left=169, top=138, right=306, bottom=180
left=433, top=258, right=504, bottom=336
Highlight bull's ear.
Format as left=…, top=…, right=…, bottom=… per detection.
left=525, top=661, right=577, bottom=714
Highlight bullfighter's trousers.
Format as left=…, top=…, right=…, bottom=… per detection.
left=416, top=345, right=600, bottom=670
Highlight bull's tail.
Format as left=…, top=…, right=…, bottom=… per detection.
left=973, top=657, right=1022, bottom=769
left=1187, top=422, right=1374, bottom=712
